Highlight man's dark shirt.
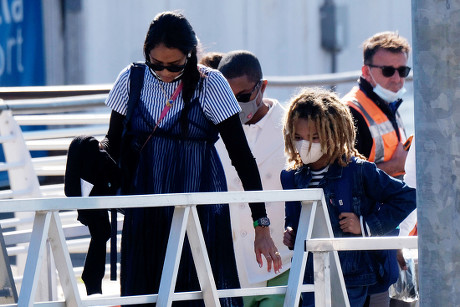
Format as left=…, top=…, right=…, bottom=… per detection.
left=349, top=77, right=403, bottom=159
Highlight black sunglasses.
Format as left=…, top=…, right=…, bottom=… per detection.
left=367, top=64, right=411, bottom=78
left=145, top=61, right=187, bottom=73
left=235, top=80, right=262, bottom=103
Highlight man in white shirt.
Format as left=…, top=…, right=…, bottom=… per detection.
left=400, top=136, right=417, bottom=237
left=216, top=50, right=292, bottom=306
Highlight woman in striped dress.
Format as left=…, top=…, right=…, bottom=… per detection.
left=100, top=11, right=281, bottom=306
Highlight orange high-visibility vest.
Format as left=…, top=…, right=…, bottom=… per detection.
left=409, top=223, right=417, bottom=236
left=343, top=87, right=407, bottom=168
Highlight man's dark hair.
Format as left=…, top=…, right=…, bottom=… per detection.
left=362, top=31, right=411, bottom=65
left=217, top=50, right=262, bottom=83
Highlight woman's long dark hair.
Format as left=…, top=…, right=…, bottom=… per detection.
left=143, top=11, right=201, bottom=136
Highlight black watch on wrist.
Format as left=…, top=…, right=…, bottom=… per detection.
left=253, top=217, right=270, bottom=228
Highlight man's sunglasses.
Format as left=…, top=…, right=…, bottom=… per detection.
left=145, top=61, right=187, bottom=73
left=235, top=80, right=262, bottom=102
left=367, top=64, right=411, bottom=78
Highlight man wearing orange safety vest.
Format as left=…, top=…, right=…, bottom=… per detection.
left=342, top=31, right=411, bottom=180
left=342, top=32, right=413, bottom=307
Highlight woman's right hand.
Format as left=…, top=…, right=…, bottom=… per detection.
left=283, top=226, right=296, bottom=250
left=254, top=226, right=282, bottom=273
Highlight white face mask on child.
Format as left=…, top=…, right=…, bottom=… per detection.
left=295, top=140, right=323, bottom=165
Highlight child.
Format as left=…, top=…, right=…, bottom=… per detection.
left=281, top=87, right=416, bottom=307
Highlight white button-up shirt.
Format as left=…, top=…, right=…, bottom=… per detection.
left=216, top=99, right=292, bottom=286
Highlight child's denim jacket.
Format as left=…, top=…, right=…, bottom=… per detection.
left=283, top=157, right=416, bottom=287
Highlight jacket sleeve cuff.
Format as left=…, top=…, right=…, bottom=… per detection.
left=360, top=215, right=372, bottom=237
left=362, top=213, right=385, bottom=236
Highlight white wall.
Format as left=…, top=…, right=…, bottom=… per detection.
left=79, top=0, right=412, bottom=85
left=75, top=0, right=413, bottom=131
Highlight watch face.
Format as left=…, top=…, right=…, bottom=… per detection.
left=259, top=217, right=270, bottom=226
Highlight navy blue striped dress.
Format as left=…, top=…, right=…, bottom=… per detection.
left=106, top=64, right=243, bottom=306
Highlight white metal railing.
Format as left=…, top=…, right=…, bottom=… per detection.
left=0, top=94, right=108, bottom=114
left=0, top=189, right=417, bottom=306
left=0, top=98, right=111, bottom=305
left=0, top=102, right=110, bottom=199
left=0, top=70, right=417, bottom=306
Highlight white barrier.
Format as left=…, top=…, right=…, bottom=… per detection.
left=0, top=189, right=418, bottom=307
left=0, top=189, right=337, bottom=306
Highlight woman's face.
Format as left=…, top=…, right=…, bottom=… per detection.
left=147, top=43, right=188, bottom=83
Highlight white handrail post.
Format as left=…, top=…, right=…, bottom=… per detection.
left=0, top=110, right=41, bottom=197
left=48, top=211, right=81, bottom=306
left=283, top=191, right=349, bottom=307
left=315, top=194, right=349, bottom=307
left=17, top=211, right=51, bottom=306
left=186, top=205, right=220, bottom=306
left=313, top=251, right=331, bottom=307
left=0, top=110, right=55, bottom=302
left=46, top=244, right=58, bottom=301
left=283, top=200, right=317, bottom=307
left=157, top=206, right=190, bottom=307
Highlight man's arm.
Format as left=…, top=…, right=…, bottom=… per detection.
left=375, top=142, right=408, bottom=177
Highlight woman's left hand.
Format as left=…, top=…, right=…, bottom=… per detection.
left=254, top=226, right=282, bottom=273
left=339, top=212, right=362, bottom=235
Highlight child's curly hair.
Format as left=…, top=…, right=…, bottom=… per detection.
left=283, top=87, right=365, bottom=170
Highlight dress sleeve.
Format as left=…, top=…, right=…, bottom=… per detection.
left=201, top=70, right=241, bottom=124
left=105, top=65, right=132, bottom=116
left=216, top=114, right=267, bottom=221
left=100, top=110, right=124, bottom=162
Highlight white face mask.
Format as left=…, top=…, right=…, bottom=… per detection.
left=238, top=89, right=262, bottom=124
left=295, top=140, right=323, bottom=165
left=368, top=68, right=406, bottom=102
left=373, top=84, right=406, bottom=103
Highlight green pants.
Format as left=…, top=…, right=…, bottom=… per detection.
left=243, top=269, right=290, bottom=307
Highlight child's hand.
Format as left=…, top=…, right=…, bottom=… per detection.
left=283, top=226, right=296, bottom=250
left=339, top=212, right=362, bottom=235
